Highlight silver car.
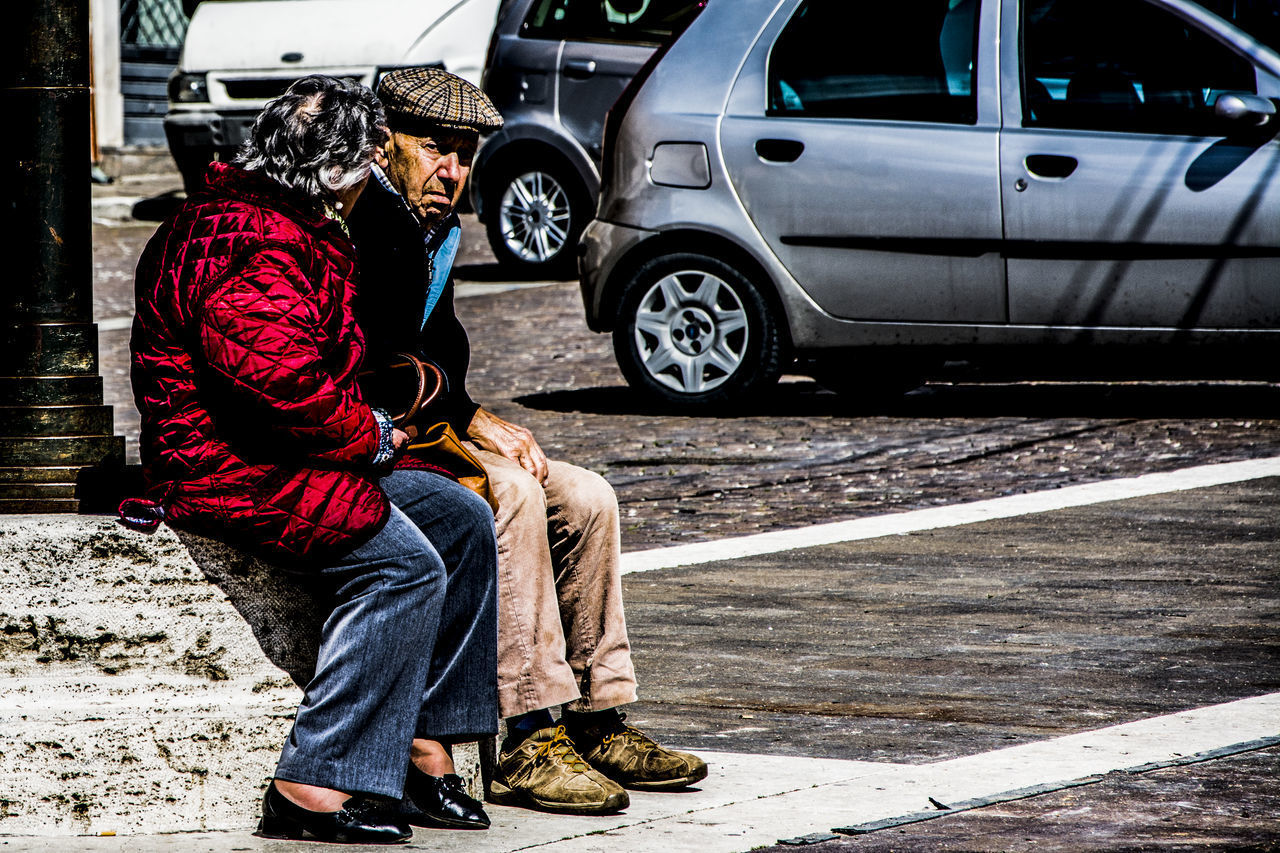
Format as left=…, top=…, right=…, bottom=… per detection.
left=580, top=0, right=1280, bottom=408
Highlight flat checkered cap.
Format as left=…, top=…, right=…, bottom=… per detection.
left=378, top=67, right=503, bottom=135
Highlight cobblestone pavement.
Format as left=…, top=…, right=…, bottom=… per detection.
left=453, top=279, right=1279, bottom=549
left=93, top=193, right=1280, bottom=551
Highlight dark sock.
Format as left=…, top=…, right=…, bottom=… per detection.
left=560, top=707, right=622, bottom=732
left=506, top=708, right=554, bottom=741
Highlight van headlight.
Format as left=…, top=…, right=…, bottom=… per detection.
left=168, top=71, right=210, bottom=104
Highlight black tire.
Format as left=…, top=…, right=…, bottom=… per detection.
left=482, top=157, right=590, bottom=278
left=179, top=165, right=207, bottom=196
left=172, top=146, right=217, bottom=196
left=611, top=253, right=786, bottom=410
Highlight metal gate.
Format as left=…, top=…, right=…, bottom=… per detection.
left=120, top=0, right=188, bottom=144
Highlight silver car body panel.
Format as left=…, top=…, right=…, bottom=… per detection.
left=999, top=127, right=1280, bottom=329
left=719, top=0, right=1005, bottom=324
left=582, top=0, right=1280, bottom=351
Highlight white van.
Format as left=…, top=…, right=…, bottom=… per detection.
left=164, top=0, right=502, bottom=191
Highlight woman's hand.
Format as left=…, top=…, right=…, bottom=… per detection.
left=393, top=428, right=411, bottom=455
left=466, top=407, right=548, bottom=484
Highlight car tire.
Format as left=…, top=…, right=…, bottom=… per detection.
left=612, top=253, right=786, bottom=410
left=179, top=165, right=207, bottom=196
left=173, top=148, right=216, bottom=196
left=483, top=158, right=589, bottom=277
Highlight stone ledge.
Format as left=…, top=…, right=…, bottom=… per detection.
left=0, top=516, right=483, bottom=836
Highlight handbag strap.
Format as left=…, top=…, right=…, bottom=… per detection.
left=386, top=352, right=445, bottom=427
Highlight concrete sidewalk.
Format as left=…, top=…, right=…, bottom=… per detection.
left=3, top=697, right=1274, bottom=852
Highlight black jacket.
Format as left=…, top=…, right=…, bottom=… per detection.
left=348, top=177, right=480, bottom=434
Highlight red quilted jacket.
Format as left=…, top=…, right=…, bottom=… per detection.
left=131, top=162, right=389, bottom=561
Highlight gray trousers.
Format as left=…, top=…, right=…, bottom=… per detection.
left=274, top=469, right=498, bottom=798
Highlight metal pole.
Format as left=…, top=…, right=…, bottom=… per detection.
left=0, top=0, right=126, bottom=512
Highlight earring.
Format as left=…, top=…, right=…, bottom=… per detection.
left=334, top=200, right=344, bottom=210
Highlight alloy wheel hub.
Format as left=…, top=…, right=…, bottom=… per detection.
left=632, top=270, right=750, bottom=395
left=670, top=307, right=716, bottom=355
left=499, top=172, right=571, bottom=263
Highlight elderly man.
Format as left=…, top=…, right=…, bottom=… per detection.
left=349, top=67, right=706, bottom=815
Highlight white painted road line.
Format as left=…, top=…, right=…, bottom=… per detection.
left=621, top=455, right=1280, bottom=574
left=527, top=692, right=1280, bottom=852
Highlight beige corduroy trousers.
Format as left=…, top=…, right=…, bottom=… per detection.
left=467, top=447, right=638, bottom=718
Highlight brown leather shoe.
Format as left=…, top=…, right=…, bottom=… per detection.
left=566, top=713, right=708, bottom=791
left=487, top=725, right=629, bottom=815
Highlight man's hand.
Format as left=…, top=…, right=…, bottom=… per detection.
left=467, top=406, right=548, bottom=484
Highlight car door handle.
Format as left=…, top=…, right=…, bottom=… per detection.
left=755, top=138, right=804, bottom=163
left=1025, top=154, right=1078, bottom=179
left=563, top=60, right=597, bottom=79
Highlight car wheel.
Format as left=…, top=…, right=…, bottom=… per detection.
left=612, top=253, right=785, bottom=409
left=173, top=148, right=216, bottom=195
left=179, top=165, right=207, bottom=196
left=484, top=160, right=588, bottom=276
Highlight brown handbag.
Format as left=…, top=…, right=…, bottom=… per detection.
left=361, top=352, right=497, bottom=511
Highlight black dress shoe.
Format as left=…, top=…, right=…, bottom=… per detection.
left=402, top=764, right=490, bottom=829
left=257, top=781, right=412, bottom=844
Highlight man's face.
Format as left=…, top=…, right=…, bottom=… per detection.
left=379, top=128, right=478, bottom=229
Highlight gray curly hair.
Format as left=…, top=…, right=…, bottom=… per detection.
left=235, top=75, right=386, bottom=205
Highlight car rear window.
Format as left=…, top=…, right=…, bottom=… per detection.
left=521, top=0, right=705, bottom=46
left=766, top=0, right=980, bottom=125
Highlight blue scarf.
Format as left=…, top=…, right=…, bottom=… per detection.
left=423, top=214, right=461, bottom=328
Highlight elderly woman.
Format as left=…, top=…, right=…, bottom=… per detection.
left=130, top=75, right=496, bottom=843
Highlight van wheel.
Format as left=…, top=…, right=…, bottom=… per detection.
left=484, top=160, right=588, bottom=277
left=174, top=147, right=217, bottom=195
left=612, top=253, right=785, bottom=410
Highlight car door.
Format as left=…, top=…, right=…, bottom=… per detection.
left=525, top=0, right=701, bottom=165
left=1000, top=0, right=1280, bottom=330
left=483, top=1, right=557, bottom=112
left=719, top=0, right=1006, bottom=324
left=558, top=39, right=651, bottom=164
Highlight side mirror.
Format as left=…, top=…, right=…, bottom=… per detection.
left=1213, top=92, right=1276, bottom=127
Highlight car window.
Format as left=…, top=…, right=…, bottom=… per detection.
left=1023, top=0, right=1256, bottom=135
left=766, top=0, right=980, bottom=124
left=521, top=0, right=704, bottom=46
